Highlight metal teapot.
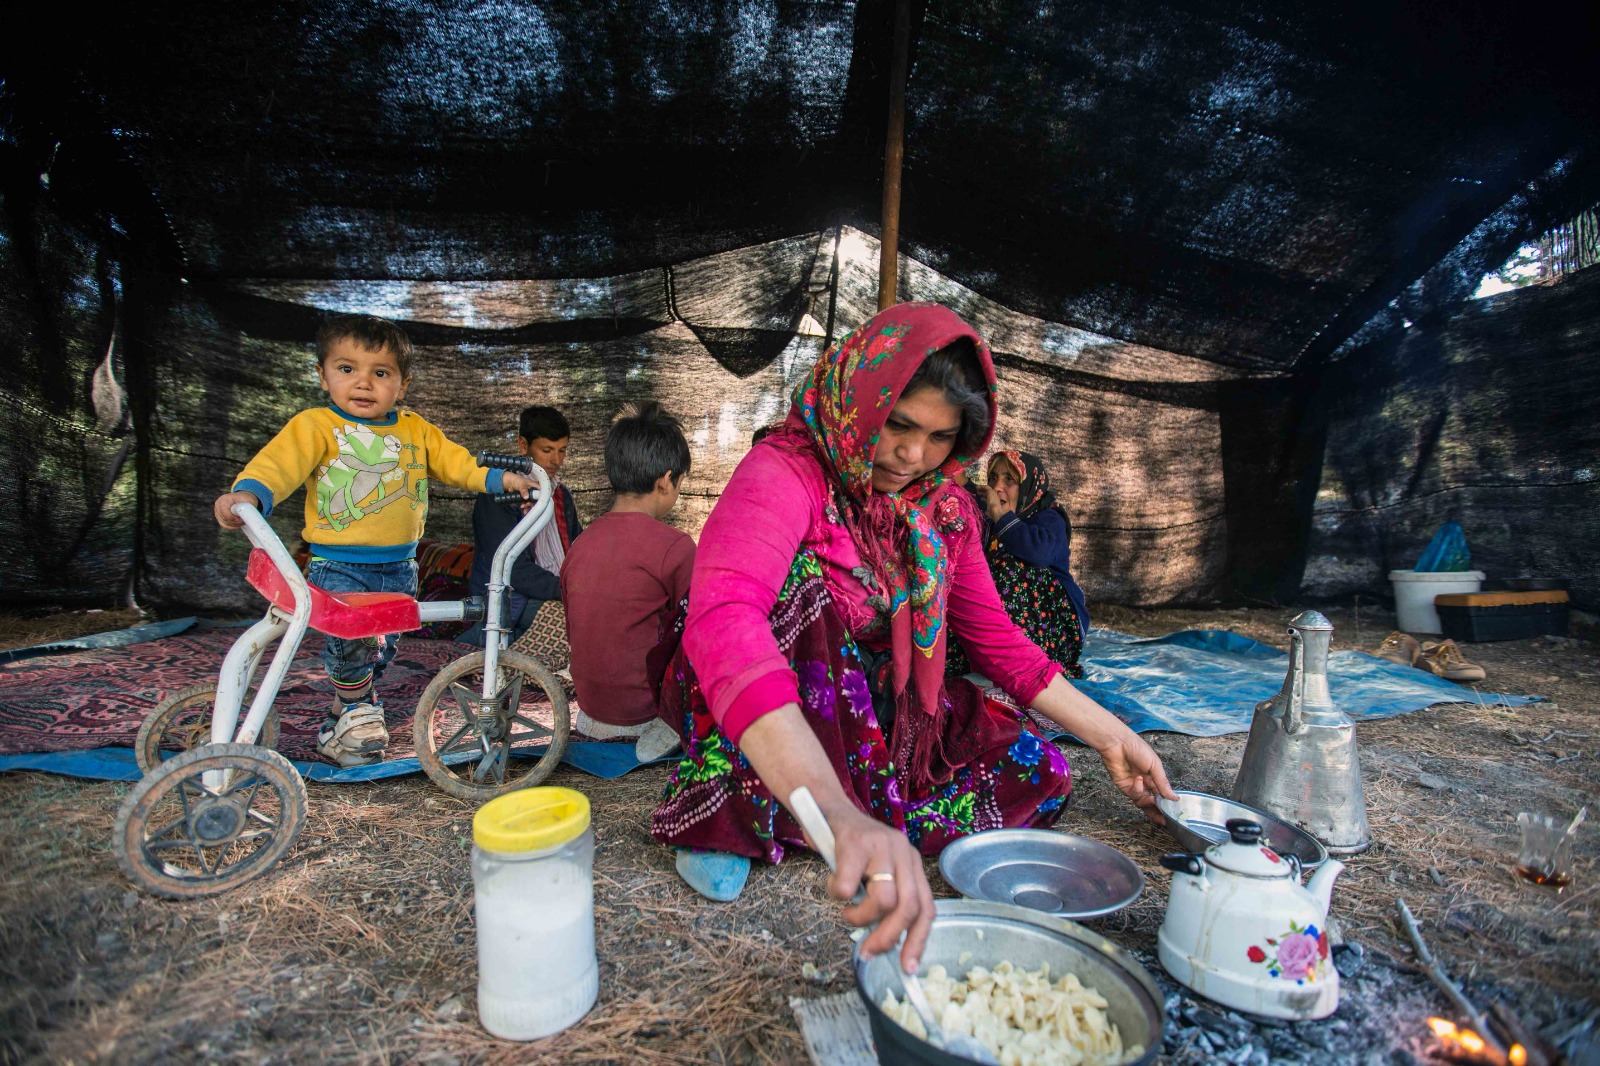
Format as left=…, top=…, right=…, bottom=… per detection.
left=1232, top=610, right=1372, bottom=855
left=1158, top=819, right=1345, bottom=1020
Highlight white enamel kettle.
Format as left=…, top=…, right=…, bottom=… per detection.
left=1157, top=818, right=1345, bottom=1020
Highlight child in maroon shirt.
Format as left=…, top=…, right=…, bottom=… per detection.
left=561, top=402, right=694, bottom=760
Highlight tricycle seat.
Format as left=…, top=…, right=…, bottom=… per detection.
left=247, top=549, right=421, bottom=639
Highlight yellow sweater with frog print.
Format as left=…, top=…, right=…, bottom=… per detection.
left=231, top=405, right=505, bottom=564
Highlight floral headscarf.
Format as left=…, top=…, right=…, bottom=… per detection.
left=989, top=450, right=1063, bottom=522
left=780, top=302, right=998, bottom=722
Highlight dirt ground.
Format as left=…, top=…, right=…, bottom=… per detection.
left=1, top=603, right=1596, bottom=1065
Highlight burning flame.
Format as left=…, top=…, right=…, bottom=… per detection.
left=1426, top=1018, right=1526, bottom=1065
left=1428, top=1017, right=1488, bottom=1054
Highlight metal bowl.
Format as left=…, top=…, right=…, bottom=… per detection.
left=1156, top=790, right=1329, bottom=870
left=854, top=898, right=1162, bottom=1066
left=938, top=829, right=1144, bottom=919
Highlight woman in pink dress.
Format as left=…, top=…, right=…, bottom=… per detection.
left=652, top=303, right=1175, bottom=972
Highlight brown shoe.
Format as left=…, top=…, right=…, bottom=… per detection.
left=1418, top=639, right=1486, bottom=682
left=1372, top=631, right=1422, bottom=667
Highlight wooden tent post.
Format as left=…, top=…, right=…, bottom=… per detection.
left=878, top=0, right=911, bottom=311
left=825, top=225, right=841, bottom=348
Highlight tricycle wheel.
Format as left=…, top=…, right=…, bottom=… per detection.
left=412, top=648, right=570, bottom=802
left=113, top=743, right=306, bottom=899
left=134, top=683, right=281, bottom=774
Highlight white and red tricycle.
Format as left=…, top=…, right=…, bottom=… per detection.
left=112, top=453, right=570, bottom=898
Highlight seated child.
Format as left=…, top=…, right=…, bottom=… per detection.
left=979, top=449, right=1090, bottom=677
left=561, top=402, right=694, bottom=761
left=213, top=314, right=533, bottom=766
left=466, top=405, right=584, bottom=650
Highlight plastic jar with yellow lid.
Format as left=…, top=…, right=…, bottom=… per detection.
left=472, top=786, right=597, bottom=1039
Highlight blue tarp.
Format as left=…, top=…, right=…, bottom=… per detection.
left=1061, top=628, right=1542, bottom=737
left=0, top=741, right=671, bottom=784
left=0, top=624, right=1542, bottom=784
left=0, top=615, right=260, bottom=664
left=0, top=617, right=201, bottom=664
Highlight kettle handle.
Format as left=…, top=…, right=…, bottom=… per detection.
left=1159, top=853, right=1205, bottom=876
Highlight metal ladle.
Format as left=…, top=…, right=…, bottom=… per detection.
left=789, top=787, right=1000, bottom=1066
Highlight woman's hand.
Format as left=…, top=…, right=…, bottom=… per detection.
left=1028, top=674, right=1178, bottom=823
left=501, top=471, right=535, bottom=498
left=984, top=484, right=1012, bottom=524
left=737, top=705, right=935, bottom=973
left=1090, top=727, right=1175, bottom=824
left=817, top=802, right=937, bottom=973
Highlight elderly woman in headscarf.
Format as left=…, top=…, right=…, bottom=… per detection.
left=651, top=304, right=1174, bottom=973
left=976, top=450, right=1091, bottom=677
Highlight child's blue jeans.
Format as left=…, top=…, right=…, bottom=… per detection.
left=306, top=557, right=419, bottom=689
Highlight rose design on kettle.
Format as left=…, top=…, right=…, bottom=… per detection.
left=1246, top=921, right=1330, bottom=982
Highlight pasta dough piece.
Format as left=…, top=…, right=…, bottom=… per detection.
left=880, top=961, right=1145, bottom=1066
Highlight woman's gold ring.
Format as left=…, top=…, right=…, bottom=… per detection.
left=867, top=872, right=896, bottom=884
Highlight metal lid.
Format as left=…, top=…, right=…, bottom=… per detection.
left=1204, top=819, right=1296, bottom=878
left=1288, top=610, right=1332, bottom=631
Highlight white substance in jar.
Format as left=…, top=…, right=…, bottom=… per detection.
left=474, top=847, right=598, bottom=1039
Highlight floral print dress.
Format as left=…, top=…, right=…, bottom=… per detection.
left=651, top=551, right=1072, bottom=861
left=947, top=551, right=1085, bottom=680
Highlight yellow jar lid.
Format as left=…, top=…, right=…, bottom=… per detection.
left=474, top=787, right=591, bottom=853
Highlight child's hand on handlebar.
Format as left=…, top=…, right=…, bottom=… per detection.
left=501, top=472, right=536, bottom=498
left=213, top=491, right=261, bottom=529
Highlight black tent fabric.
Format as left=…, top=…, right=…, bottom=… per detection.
left=2, top=1, right=1598, bottom=613
left=1310, top=268, right=1600, bottom=609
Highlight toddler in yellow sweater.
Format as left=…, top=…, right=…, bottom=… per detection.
left=213, top=315, right=533, bottom=766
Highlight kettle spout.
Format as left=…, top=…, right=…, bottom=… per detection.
left=1306, top=858, right=1345, bottom=916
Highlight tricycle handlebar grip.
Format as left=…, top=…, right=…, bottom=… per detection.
left=476, top=451, right=536, bottom=475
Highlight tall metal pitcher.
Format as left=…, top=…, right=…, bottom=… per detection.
left=1232, top=610, right=1371, bottom=855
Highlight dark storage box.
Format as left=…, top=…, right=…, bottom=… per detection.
left=1435, top=590, right=1570, bottom=642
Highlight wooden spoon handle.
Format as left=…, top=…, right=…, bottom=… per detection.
left=788, top=786, right=837, bottom=870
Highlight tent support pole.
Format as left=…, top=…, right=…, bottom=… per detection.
left=877, top=0, right=910, bottom=311
left=825, top=225, right=841, bottom=348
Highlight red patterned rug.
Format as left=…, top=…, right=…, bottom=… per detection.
left=0, top=629, right=566, bottom=761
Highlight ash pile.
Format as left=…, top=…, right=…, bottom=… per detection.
left=1146, top=945, right=1598, bottom=1066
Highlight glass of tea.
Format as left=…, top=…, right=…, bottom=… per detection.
left=1515, top=810, right=1581, bottom=889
